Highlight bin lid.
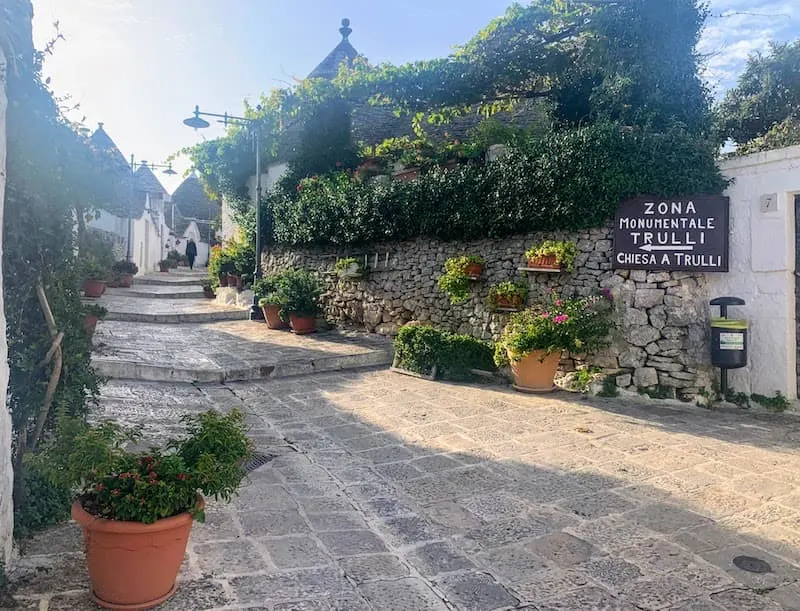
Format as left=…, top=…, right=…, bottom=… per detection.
left=711, top=318, right=748, bottom=330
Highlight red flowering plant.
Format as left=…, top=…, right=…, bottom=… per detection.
left=494, top=290, right=614, bottom=366
left=36, top=410, right=253, bottom=524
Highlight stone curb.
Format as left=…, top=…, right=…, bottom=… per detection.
left=133, top=277, right=205, bottom=287
left=104, top=310, right=249, bottom=324
left=92, top=349, right=394, bottom=383
left=125, top=290, right=206, bottom=300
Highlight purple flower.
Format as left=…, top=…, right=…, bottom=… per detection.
left=601, top=287, right=614, bottom=302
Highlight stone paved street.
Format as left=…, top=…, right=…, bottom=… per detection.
left=11, top=367, right=800, bottom=610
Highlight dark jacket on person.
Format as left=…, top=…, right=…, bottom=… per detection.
left=185, top=241, right=197, bottom=259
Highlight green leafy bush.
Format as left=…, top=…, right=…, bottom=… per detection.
left=111, top=260, right=138, bottom=275
left=279, top=269, right=322, bottom=316
left=494, top=291, right=614, bottom=366
left=253, top=272, right=287, bottom=307
left=267, top=123, right=726, bottom=247
left=394, top=325, right=495, bottom=381
left=38, top=410, right=253, bottom=524
left=438, top=255, right=484, bottom=305
left=13, top=459, right=72, bottom=539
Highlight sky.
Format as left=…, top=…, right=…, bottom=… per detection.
left=30, top=0, right=800, bottom=194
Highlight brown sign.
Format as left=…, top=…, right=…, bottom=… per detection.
left=613, top=195, right=730, bottom=272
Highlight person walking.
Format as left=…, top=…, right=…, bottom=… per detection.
left=185, top=239, right=198, bottom=270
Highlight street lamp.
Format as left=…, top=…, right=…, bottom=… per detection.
left=183, top=104, right=264, bottom=321
left=127, top=155, right=177, bottom=262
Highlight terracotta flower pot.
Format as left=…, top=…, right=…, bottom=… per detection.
left=118, top=273, right=134, bottom=288
left=527, top=255, right=561, bottom=270
left=262, top=304, right=288, bottom=330
left=494, top=295, right=523, bottom=310
left=84, top=315, right=99, bottom=336
left=203, top=287, right=215, bottom=299
left=465, top=263, right=484, bottom=279
left=509, top=349, right=562, bottom=393
left=71, top=497, right=202, bottom=610
left=236, top=276, right=244, bottom=292
left=289, top=313, right=317, bottom=335
left=227, top=274, right=239, bottom=288
left=218, top=275, right=229, bottom=288
left=83, top=279, right=106, bottom=298
left=158, top=264, right=169, bottom=273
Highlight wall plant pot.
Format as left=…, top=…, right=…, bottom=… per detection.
left=118, top=273, right=134, bottom=288
left=84, top=315, right=99, bottom=336
left=71, top=497, right=202, bottom=610
left=493, top=296, right=523, bottom=311
left=262, top=304, right=288, bottom=330
left=289, top=313, right=317, bottom=335
left=509, top=349, right=561, bottom=393
left=218, top=275, right=229, bottom=288
left=83, top=280, right=106, bottom=298
left=465, top=263, right=484, bottom=279
left=527, top=256, right=561, bottom=270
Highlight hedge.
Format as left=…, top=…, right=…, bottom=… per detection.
left=265, top=123, right=727, bottom=247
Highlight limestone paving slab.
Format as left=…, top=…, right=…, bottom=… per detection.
left=11, top=370, right=800, bottom=610
left=92, top=320, right=393, bottom=382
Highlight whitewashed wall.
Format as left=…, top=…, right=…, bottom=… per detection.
left=0, top=46, right=15, bottom=568
left=220, top=162, right=289, bottom=242
left=171, top=221, right=210, bottom=267
left=712, top=146, right=800, bottom=399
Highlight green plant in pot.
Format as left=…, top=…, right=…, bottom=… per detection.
left=494, top=290, right=614, bottom=393
left=525, top=240, right=579, bottom=271
left=487, top=280, right=529, bottom=311
left=253, top=273, right=288, bottom=330
left=334, top=257, right=364, bottom=279
left=83, top=260, right=110, bottom=297
left=111, top=260, right=138, bottom=288
left=438, top=255, right=485, bottom=305
left=158, top=259, right=171, bottom=273
left=38, top=410, right=253, bottom=610
left=83, top=303, right=108, bottom=336
left=278, top=269, right=322, bottom=334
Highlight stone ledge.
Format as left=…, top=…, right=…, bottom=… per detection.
left=92, top=349, right=393, bottom=383
left=104, top=310, right=249, bottom=324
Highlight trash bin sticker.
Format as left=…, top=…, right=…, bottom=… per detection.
left=719, top=332, right=744, bottom=351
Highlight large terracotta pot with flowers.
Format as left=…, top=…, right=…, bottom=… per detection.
left=495, top=291, right=614, bottom=393
left=57, top=410, right=253, bottom=610
left=280, top=269, right=322, bottom=336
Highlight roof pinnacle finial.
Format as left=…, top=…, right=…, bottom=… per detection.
left=339, top=18, right=352, bottom=41
left=98, top=122, right=104, bottom=129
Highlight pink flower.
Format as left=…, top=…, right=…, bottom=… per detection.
left=541, top=312, right=550, bottom=318
left=554, top=314, right=569, bottom=324
left=555, top=299, right=563, bottom=307
left=335, top=161, right=342, bottom=167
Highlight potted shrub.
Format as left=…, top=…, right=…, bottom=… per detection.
left=525, top=240, right=579, bottom=271
left=201, top=281, right=215, bottom=299
left=253, top=274, right=288, bottom=330
left=437, top=255, right=485, bottom=305
left=280, top=269, right=322, bottom=335
left=487, top=280, right=529, bottom=312
left=84, top=304, right=107, bottom=336
left=83, top=261, right=109, bottom=298
left=158, top=259, right=171, bottom=273
left=334, top=257, right=364, bottom=280
left=42, top=410, right=253, bottom=611
left=494, top=291, right=614, bottom=393
left=111, top=260, right=139, bottom=288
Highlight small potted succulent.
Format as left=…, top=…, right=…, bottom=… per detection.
left=36, top=410, right=253, bottom=611
left=253, top=274, right=288, bottom=330
left=334, top=257, right=364, bottom=280
left=437, top=255, right=485, bottom=305
left=83, top=261, right=109, bottom=298
left=280, top=269, right=323, bottom=335
left=158, top=259, right=171, bottom=273
left=84, top=303, right=108, bottom=336
left=494, top=290, right=614, bottom=392
left=525, top=240, right=579, bottom=271
left=111, top=260, right=139, bottom=288
left=487, top=280, right=529, bottom=312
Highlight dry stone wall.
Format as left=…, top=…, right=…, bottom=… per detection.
left=263, top=227, right=714, bottom=398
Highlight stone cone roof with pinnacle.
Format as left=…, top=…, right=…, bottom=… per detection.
left=89, top=123, right=141, bottom=217
left=308, top=18, right=359, bottom=79
left=168, top=173, right=220, bottom=236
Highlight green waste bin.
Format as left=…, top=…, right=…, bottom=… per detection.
left=710, top=318, right=747, bottom=369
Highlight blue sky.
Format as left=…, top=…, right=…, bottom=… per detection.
left=31, top=0, right=799, bottom=193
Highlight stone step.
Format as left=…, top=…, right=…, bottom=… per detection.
left=91, top=320, right=394, bottom=383
left=92, top=295, right=249, bottom=324
left=124, top=287, right=206, bottom=300
left=104, top=309, right=249, bottom=324
left=135, top=273, right=207, bottom=287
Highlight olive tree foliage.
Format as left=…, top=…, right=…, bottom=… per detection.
left=717, top=40, right=800, bottom=147
left=185, top=0, right=715, bottom=203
